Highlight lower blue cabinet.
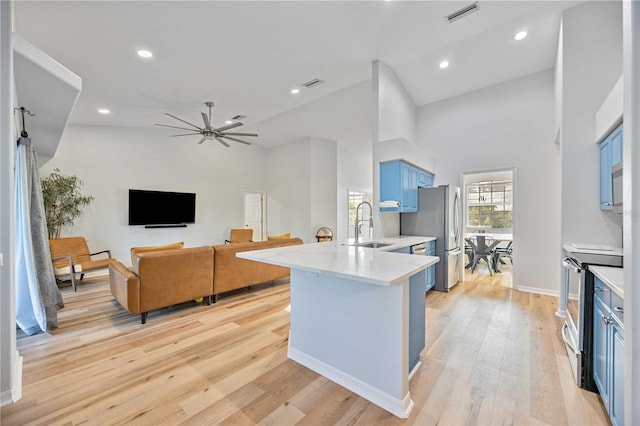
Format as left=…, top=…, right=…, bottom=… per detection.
left=610, top=318, right=624, bottom=426
left=593, top=295, right=609, bottom=410
left=593, top=277, right=624, bottom=426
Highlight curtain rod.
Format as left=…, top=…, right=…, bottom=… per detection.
left=14, top=106, right=35, bottom=138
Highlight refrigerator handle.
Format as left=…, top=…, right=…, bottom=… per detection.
left=453, top=189, right=461, bottom=245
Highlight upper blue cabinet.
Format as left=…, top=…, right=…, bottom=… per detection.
left=599, top=123, right=623, bottom=211
left=380, top=160, right=434, bottom=212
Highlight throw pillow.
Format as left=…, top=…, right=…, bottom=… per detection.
left=268, top=233, right=291, bottom=240
left=130, top=241, right=184, bottom=265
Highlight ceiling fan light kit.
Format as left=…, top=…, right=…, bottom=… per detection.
left=155, top=101, right=257, bottom=148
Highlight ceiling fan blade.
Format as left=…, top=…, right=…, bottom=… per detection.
left=201, top=112, right=212, bottom=130
left=219, top=132, right=258, bottom=137
left=215, top=122, right=243, bottom=132
left=222, top=135, right=252, bottom=146
left=155, top=123, right=200, bottom=132
left=215, top=137, right=230, bottom=148
left=197, top=136, right=207, bottom=144
left=164, top=113, right=202, bottom=130
left=171, top=133, right=202, bottom=137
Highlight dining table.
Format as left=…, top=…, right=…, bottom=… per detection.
left=464, top=232, right=513, bottom=273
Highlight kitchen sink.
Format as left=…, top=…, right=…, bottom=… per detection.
left=349, top=242, right=392, bottom=249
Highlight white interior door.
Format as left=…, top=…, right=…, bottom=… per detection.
left=244, top=191, right=264, bottom=242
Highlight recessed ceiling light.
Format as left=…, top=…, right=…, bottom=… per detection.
left=97, top=108, right=111, bottom=115
left=291, top=88, right=300, bottom=94
left=225, top=120, right=233, bottom=125
left=439, top=60, right=449, bottom=69
left=514, top=31, right=528, bottom=41
left=137, top=49, right=153, bottom=58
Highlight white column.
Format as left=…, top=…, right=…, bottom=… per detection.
left=0, top=0, right=20, bottom=407
left=622, top=1, right=639, bottom=424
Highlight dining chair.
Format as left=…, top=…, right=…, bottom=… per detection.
left=492, top=241, right=513, bottom=272
left=225, top=228, right=253, bottom=244
left=464, top=239, right=475, bottom=269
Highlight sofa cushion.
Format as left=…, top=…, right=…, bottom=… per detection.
left=212, top=238, right=302, bottom=294
left=130, top=241, right=184, bottom=265
left=267, top=233, right=291, bottom=240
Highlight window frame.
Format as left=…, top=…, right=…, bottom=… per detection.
left=466, top=179, right=513, bottom=230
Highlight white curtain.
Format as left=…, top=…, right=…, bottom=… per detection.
left=15, top=137, right=63, bottom=335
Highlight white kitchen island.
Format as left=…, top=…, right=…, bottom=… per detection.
left=237, top=236, right=438, bottom=418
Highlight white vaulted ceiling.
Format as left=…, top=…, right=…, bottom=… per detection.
left=14, top=0, right=582, bottom=149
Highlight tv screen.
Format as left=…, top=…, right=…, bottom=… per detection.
left=128, top=189, right=196, bottom=226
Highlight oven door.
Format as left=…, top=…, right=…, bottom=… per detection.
left=561, top=256, right=585, bottom=386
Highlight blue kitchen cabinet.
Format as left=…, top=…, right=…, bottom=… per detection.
left=610, top=317, right=624, bottom=426
left=610, top=124, right=623, bottom=165
left=391, top=246, right=411, bottom=254
left=599, top=123, right=623, bottom=211
left=593, top=293, right=609, bottom=410
left=380, top=160, right=434, bottom=212
left=402, top=162, right=418, bottom=212
left=417, top=170, right=434, bottom=188
left=426, top=240, right=436, bottom=291
left=593, top=276, right=625, bottom=426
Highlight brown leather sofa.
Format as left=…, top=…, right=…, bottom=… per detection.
left=108, top=238, right=303, bottom=323
left=109, top=246, right=214, bottom=324
left=212, top=238, right=303, bottom=299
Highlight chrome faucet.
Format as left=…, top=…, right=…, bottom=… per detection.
left=354, top=201, right=373, bottom=243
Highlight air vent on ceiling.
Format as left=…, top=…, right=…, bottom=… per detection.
left=232, top=115, right=246, bottom=120
left=446, top=2, right=479, bottom=23
left=301, top=78, right=325, bottom=89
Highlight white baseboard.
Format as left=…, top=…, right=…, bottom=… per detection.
left=517, top=285, right=559, bottom=297
left=288, top=346, right=414, bottom=418
left=408, top=360, right=422, bottom=381
left=0, top=351, right=23, bottom=407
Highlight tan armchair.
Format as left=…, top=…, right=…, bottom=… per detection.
left=225, top=228, right=253, bottom=244
left=49, top=237, right=116, bottom=291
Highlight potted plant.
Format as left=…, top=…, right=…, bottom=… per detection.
left=41, top=168, right=94, bottom=239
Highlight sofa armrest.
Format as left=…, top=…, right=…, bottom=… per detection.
left=109, top=262, right=141, bottom=313
left=90, top=249, right=112, bottom=259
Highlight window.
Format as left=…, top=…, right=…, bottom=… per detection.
left=467, top=180, right=512, bottom=229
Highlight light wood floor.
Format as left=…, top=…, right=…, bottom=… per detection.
left=1, top=274, right=610, bottom=426
left=464, top=260, right=513, bottom=288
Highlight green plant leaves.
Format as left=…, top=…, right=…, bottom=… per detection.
left=41, top=168, right=94, bottom=239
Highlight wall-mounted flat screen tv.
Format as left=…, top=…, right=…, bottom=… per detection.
left=128, top=189, right=196, bottom=226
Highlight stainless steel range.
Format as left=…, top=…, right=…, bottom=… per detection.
left=558, top=245, right=623, bottom=391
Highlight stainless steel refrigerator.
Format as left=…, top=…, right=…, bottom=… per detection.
left=400, top=185, right=462, bottom=292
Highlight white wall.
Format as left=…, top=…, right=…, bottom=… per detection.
left=267, top=137, right=340, bottom=243
left=336, top=144, right=372, bottom=242
left=0, top=0, right=18, bottom=407
left=417, top=70, right=559, bottom=294
left=375, top=61, right=417, bottom=145
left=372, top=61, right=419, bottom=238
left=310, top=139, right=338, bottom=242
left=39, top=125, right=270, bottom=265
left=560, top=0, right=623, bottom=248
left=623, top=1, right=640, bottom=422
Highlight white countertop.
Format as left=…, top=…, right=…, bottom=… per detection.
left=563, top=243, right=623, bottom=256
left=237, top=236, right=439, bottom=287
left=345, top=235, right=437, bottom=251
left=590, top=266, right=624, bottom=298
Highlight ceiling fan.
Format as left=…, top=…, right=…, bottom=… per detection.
left=155, top=101, right=257, bottom=147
